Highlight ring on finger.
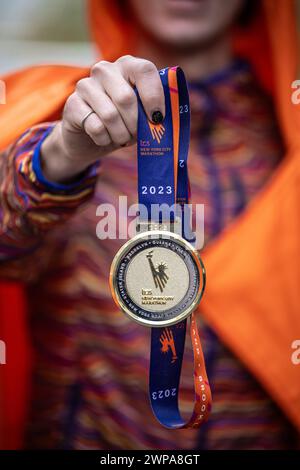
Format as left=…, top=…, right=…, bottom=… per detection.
left=81, top=110, right=96, bottom=131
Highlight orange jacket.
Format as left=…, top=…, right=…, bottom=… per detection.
left=0, top=0, right=300, bottom=448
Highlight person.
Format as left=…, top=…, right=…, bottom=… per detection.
left=0, top=0, right=300, bottom=449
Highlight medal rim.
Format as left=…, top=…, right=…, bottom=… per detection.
left=109, top=230, right=205, bottom=328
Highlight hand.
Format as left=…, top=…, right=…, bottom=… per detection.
left=40, top=55, right=165, bottom=184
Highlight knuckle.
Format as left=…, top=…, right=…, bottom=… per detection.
left=63, top=93, right=79, bottom=121
left=115, top=89, right=136, bottom=108
left=136, top=59, right=156, bottom=75
left=91, top=60, right=111, bottom=76
left=101, top=108, right=119, bottom=124
left=75, top=78, right=89, bottom=94
left=64, top=93, right=77, bottom=112
left=116, top=54, right=134, bottom=64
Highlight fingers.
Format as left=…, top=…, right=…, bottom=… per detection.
left=117, top=56, right=165, bottom=122
left=84, top=112, right=112, bottom=147
left=64, top=92, right=112, bottom=147
left=63, top=56, right=165, bottom=152
left=91, top=61, right=138, bottom=137
left=76, top=78, right=132, bottom=146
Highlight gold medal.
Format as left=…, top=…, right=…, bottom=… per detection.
left=110, top=229, right=205, bottom=328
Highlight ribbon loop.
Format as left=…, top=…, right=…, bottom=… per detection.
left=137, top=67, right=212, bottom=429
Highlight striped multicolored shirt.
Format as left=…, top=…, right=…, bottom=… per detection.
left=0, top=60, right=298, bottom=449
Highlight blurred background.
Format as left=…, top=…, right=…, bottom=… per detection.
left=0, top=0, right=95, bottom=74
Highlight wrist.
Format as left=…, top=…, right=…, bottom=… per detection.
left=40, top=122, right=87, bottom=184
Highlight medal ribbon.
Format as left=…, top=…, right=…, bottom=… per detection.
left=137, top=67, right=212, bottom=428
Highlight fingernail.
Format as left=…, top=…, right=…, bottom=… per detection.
left=151, top=110, right=163, bottom=124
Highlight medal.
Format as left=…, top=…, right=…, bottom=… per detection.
left=110, top=67, right=212, bottom=428
left=110, top=230, right=205, bottom=327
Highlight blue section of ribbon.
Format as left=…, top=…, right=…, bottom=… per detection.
left=150, top=324, right=187, bottom=428
left=137, top=67, right=192, bottom=428
left=176, top=69, right=190, bottom=205
left=137, top=69, right=174, bottom=220
left=137, top=68, right=189, bottom=222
